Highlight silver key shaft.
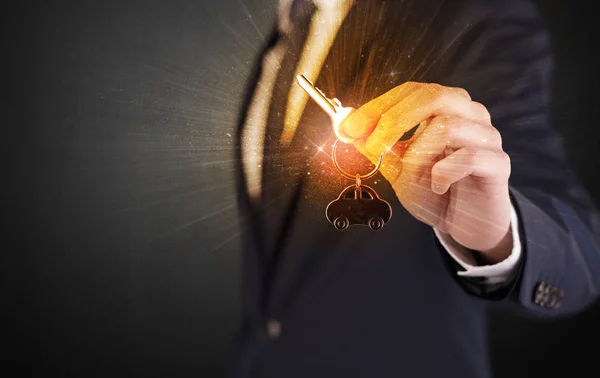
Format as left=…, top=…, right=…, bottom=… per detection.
left=296, top=74, right=338, bottom=118
left=296, top=74, right=356, bottom=143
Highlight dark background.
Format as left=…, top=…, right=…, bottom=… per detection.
left=3, top=0, right=599, bottom=377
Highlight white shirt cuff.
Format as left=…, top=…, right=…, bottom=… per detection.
left=433, top=204, right=522, bottom=284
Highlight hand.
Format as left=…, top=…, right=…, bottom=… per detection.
left=339, top=82, right=513, bottom=263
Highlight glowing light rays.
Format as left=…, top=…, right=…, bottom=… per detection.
left=114, top=0, right=500, bottom=253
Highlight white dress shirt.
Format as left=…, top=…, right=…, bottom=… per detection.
left=241, top=0, right=522, bottom=282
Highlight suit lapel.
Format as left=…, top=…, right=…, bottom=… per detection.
left=235, top=28, right=282, bottom=274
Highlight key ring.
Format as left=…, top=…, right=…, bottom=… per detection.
left=331, top=139, right=383, bottom=180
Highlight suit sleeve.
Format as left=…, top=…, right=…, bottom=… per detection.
left=440, top=0, right=600, bottom=316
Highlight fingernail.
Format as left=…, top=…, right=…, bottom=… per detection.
left=432, top=182, right=446, bottom=195
left=335, top=125, right=355, bottom=144
left=342, top=111, right=370, bottom=139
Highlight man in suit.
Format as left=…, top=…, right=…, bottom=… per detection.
left=230, top=0, right=600, bottom=377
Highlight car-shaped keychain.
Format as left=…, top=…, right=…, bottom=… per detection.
left=296, top=74, right=393, bottom=231
left=326, top=184, right=392, bottom=230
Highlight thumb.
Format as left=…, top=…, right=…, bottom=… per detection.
left=337, top=107, right=379, bottom=141
left=337, top=81, right=424, bottom=141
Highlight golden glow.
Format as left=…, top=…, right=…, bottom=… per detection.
left=296, top=74, right=356, bottom=143
left=331, top=106, right=355, bottom=143
left=280, top=0, right=355, bottom=146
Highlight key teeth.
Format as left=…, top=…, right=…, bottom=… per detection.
left=332, top=98, right=342, bottom=107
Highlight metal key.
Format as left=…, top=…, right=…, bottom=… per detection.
left=297, top=75, right=392, bottom=230
left=296, top=74, right=355, bottom=143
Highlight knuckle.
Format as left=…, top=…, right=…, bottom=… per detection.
left=444, top=115, right=461, bottom=131
left=472, top=101, right=492, bottom=122
left=434, top=114, right=460, bottom=136
left=403, top=81, right=420, bottom=87
left=422, top=83, right=444, bottom=98
left=492, top=151, right=511, bottom=179
left=431, top=114, right=454, bottom=125
left=487, top=126, right=502, bottom=145
left=401, top=81, right=423, bottom=93
left=472, top=100, right=489, bottom=113
left=428, top=84, right=461, bottom=105
left=464, top=147, right=480, bottom=165
left=429, top=82, right=444, bottom=91
left=498, top=151, right=511, bottom=170
left=432, top=84, right=446, bottom=98
left=453, top=87, right=471, bottom=100
left=426, top=114, right=454, bottom=137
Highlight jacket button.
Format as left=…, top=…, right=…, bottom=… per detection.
left=533, top=281, right=563, bottom=308
left=266, top=320, right=281, bottom=340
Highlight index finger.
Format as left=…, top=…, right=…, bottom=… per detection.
left=339, top=81, right=424, bottom=140
left=339, top=82, right=473, bottom=142
left=365, top=85, right=484, bottom=155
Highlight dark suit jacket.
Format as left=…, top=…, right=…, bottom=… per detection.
left=229, top=1, right=600, bottom=377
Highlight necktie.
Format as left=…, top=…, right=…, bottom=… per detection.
left=258, top=0, right=317, bottom=310
left=289, top=0, right=315, bottom=24
left=261, top=0, right=316, bottom=205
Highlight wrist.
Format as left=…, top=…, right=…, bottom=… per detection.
left=476, top=225, right=513, bottom=264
